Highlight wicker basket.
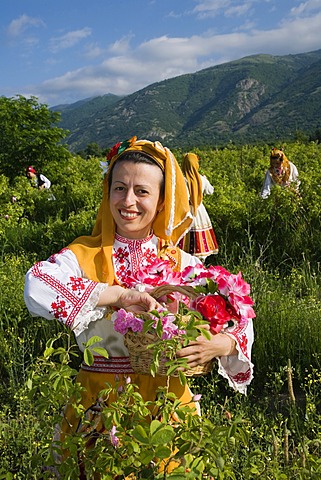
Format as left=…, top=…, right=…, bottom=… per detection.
left=124, top=285, right=214, bottom=377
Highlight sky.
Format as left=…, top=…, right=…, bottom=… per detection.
left=1, top=0, right=321, bottom=106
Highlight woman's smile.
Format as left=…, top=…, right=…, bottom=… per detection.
left=119, top=209, right=141, bottom=218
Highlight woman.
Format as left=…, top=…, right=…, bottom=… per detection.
left=178, top=152, right=219, bottom=261
left=261, top=147, right=300, bottom=199
left=24, top=137, right=253, bottom=474
left=26, top=165, right=51, bottom=189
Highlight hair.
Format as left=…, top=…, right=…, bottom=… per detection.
left=108, top=151, right=165, bottom=199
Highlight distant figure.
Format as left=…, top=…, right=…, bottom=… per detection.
left=261, top=148, right=300, bottom=199
left=26, top=166, right=51, bottom=190
left=178, top=152, right=218, bottom=261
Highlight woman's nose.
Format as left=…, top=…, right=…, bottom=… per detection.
left=123, top=188, right=136, bottom=205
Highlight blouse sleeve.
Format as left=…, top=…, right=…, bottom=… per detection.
left=39, top=174, right=51, bottom=189
left=260, top=170, right=273, bottom=199
left=289, top=162, right=301, bottom=189
left=217, top=318, right=254, bottom=394
left=24, top=248, right=108, bottom=337
left=201, top=175, right=214, bottom=195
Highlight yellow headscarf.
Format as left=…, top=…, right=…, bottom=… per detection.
left=68, top=137, right=193, bottom=284
left=181, top=153, right=203, bottom=214
left=269, top=148, right=291, bottom=185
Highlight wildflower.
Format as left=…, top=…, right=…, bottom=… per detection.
left=192, top=394, right=202, bottom=402
left=158, top=313, right=186, bottom=340
left=110, top=425, right=119, bottom=447
left=112, top=309, right=144, bottom=335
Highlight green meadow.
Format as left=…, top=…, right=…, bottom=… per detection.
left=1, top=141, right=321, bottom=478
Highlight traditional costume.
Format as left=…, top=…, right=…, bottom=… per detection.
left=261, top=148, right=300, bottom=199
left=178, top=153, right=218, bottom=260
left=26, top=165, right=51, bottom=189
left=24, top=138, right=253, bottom=476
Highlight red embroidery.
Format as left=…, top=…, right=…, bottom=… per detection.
left=238, top=333, right=248, bottom=354
left=69, top=277, right=86, bottom=292
left=143, top=248, right=157, bottom=262
left=113, top=233, right=158, bottom=287
left=227, top=319, right=250, bottom=359
left=113, top=247, right=129, bottom=264
left=48, top=247, right=69, bottom=264
left=231, top=369, right=251, bottom=384
left=31, top=261, right=97, bottom=329
left=51, top=298, right=69, bottom=319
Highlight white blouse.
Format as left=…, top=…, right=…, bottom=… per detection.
left=24, top=233, right=254, bottom=393
left=261, top=161, right=300, bottom=199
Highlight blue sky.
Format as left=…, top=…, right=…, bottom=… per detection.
left=1, top=0, right=321, bottom=106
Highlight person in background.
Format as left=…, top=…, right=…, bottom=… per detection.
left=178, top=152, right=219, bottom=262
left=24, top=137, right=253, bottom=476
left=261, top=148, right=300, bottom=199
left=26, top=166, right=51, bottom=190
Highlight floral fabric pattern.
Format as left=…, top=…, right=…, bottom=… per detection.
left=113, top=232, right=159, bottom=286
left=25, top=249, right=106, bottom=334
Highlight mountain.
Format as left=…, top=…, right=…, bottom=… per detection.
left=54, top=50, right=321, bottom=152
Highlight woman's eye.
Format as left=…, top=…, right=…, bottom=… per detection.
left=137, top=189, right=149, bottom=195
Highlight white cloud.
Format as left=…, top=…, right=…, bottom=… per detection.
left=49, top=27, right=92, bottom=53
left=83, top=42, right=104, bottom=59
left=109, top=35, right=134, bottom=55
left=6, top=14, right=45, bottom=38
left=291, top=0, right=321, bottom=16
left=28, top=7, right=321, bottom=105
left=225, top=3, right=253, bottom=17
left=192, top=0, right=253, bottom=18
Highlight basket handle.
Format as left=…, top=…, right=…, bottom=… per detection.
left=150, top=284, right=199, bottom=301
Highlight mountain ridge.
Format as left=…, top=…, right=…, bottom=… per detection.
left=54, top=49, right=321, bottom=151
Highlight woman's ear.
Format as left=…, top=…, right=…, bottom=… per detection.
left=157, top=201, right=165, bottom=213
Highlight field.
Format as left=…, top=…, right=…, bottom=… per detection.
left=0, top=142, right=321, bottom=478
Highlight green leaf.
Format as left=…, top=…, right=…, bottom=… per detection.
left=216, top=456, right=225, bottom=471
left=26, top=378, right=33, bottom=390
left=83, top=348, right=94, bottom=366
left=143, top=317, right=155, bottom=333
left=150, top=419, right=163, bottom=435
left=92, top=346, right=109, bottom=358
left=139, top=449, right=155, bottom=465
left=166, top=364, right=179, bottom=376
left=198, top=327, right=211, bottom=340
left=150, top=425, right=175, bottom=445
left=85, top=335, right=103, bottom=347
left=132, top=425, right=150, bottom=444
left=178, top=370, right=187, bottom=386
left=155, top=445, right=172, bottom=459
left=165, top=474, right=187, bottom=480
left=155, top=319, right=163, bottom=337
left=43, top=346, right=55, bottom=358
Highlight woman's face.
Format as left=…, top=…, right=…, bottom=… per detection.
left=109, top=160, right=164, bottom=239
left=270, top=156, right=284, bottom=174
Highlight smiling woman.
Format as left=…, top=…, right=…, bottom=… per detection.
left=108, top=152, right=165, bottom=239
left=24, top=136, right=254, bottom=477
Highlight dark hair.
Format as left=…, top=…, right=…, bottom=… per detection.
left=108, top=151, right=165, bottom=198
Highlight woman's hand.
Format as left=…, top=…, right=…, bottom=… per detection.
left=176, top=325, right=237, bottom=367
left=97, top=285, right=160, bottom=313
left=116, top=288, right=161, bottom=313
